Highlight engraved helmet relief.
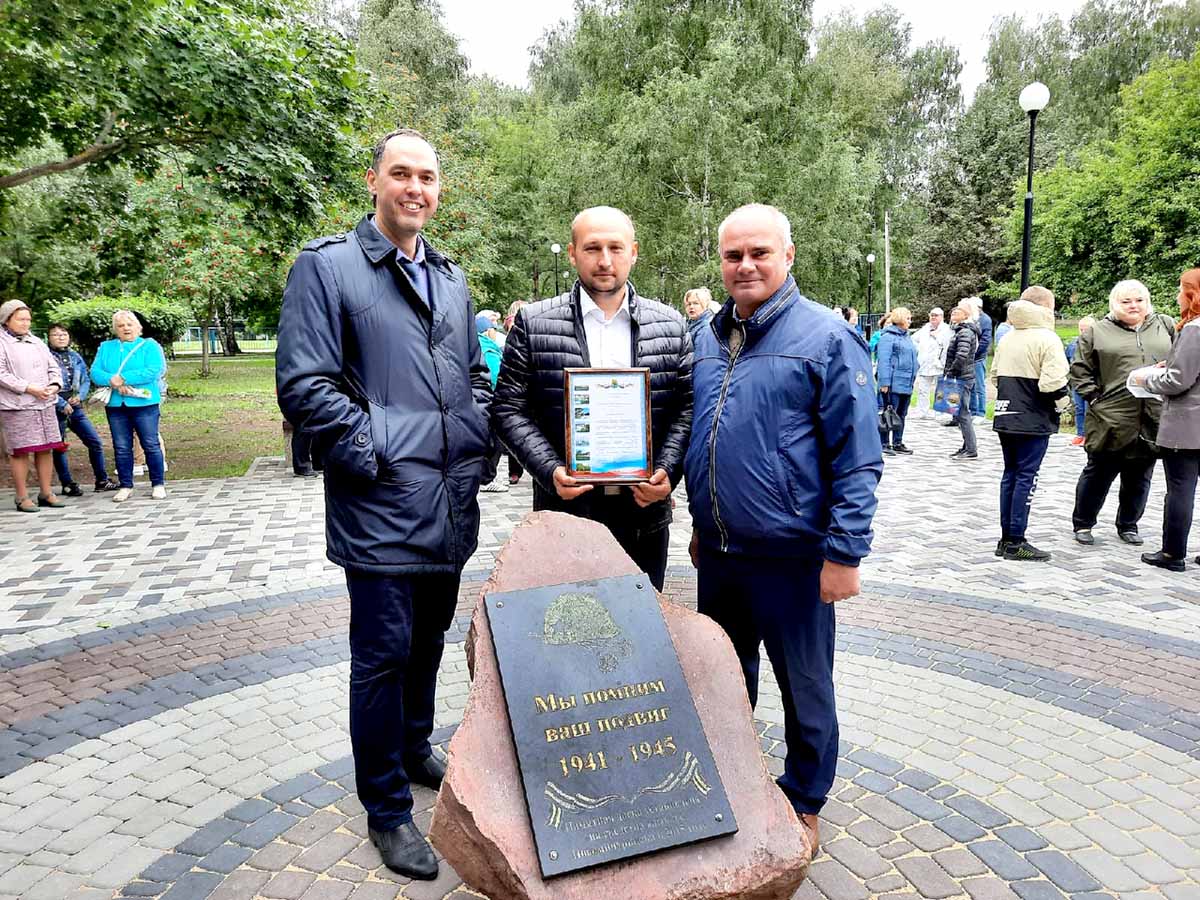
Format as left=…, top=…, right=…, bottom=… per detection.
left=541, top=593, right=634, bottom=672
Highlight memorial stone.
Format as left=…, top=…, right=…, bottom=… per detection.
left=430, top=511, right=810, bottom=900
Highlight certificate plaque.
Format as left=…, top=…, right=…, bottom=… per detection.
left=564, top=368, right=652, bottom=484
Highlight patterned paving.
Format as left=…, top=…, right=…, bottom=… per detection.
left=1, top=416, right=1198, bottom=899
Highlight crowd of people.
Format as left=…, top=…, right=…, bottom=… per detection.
left=0, top=302, right=168, bottom=510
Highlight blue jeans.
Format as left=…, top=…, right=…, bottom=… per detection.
left=1071, top=390, right=1087, bottom=436
left=999, top=433, right=1050, bottom=541
left=105, top=404, right=165, bottom=488
left=54, top=406, right=109, bottom=485
left=345, top=571, right=459, bottom=830
left=697, top=548, right=836, bottom=814
left=971, top=360, right=987, bottom=416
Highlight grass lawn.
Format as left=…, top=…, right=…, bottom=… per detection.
left=76, top=355, right=283, bottom=482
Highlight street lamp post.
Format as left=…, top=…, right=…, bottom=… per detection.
left=865, top=252, right=876, bottom=338
left=1019, top=81, right=1050, bottom=291
left=550, top=243, right=562, bottom=296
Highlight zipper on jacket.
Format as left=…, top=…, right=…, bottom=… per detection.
left=708, top=321, right=745, bottom=553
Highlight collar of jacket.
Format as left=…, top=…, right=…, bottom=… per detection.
left=713, top=275, right=799, bottom=345
left=353, top=215, right=452, bottom=274
left=565, top=279, right=644, bottom=367
left=1104, top=312, right=1161, bottom=333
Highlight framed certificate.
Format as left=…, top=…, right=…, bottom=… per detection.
left=564, top=368, right=652, bottom=484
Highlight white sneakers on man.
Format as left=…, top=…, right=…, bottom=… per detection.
left=152, top=485, right=167, bottom=500
left=113, top=488, right=132, bottom=503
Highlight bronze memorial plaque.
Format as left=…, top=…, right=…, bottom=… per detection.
left=484, top=574, right=737, bottom=877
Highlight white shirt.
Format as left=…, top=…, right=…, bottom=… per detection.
left=580, top=288, right=632, bottom=368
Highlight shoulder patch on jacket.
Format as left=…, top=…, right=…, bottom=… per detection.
left=302, top=233, right=348, bottom=252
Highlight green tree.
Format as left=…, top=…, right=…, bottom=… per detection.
left=0, top=0, right=365, bottom=225
left=1009, top=51, right=1200, bottom=307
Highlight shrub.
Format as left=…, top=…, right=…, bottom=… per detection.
left=45, top=294, right=190, bottom=357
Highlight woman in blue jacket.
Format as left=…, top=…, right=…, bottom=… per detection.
left=876, top=307, right=919, bottom=454
left=90, top=310, right=167, bottom=502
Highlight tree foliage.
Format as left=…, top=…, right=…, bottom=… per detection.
left=46, top=293, right=191, bottom=357
left=1008, top=50, right=1200, bottom=306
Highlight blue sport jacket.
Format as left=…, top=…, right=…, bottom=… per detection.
left=276, top=216, right=492, bottom=574
left=684, top=277, right=883, bottom=565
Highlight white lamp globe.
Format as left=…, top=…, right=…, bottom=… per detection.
left=1019, top=81, right=1050, bottom=113
left=866, top=253, right=876, bottom=264
left=550, top=243, right=562, bottom=254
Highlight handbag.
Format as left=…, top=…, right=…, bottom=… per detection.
left=877, top=394, right=901, bottom=434
left=88, top=339, right=145, bottom=407
left=933, top=376, right=965, bottom=415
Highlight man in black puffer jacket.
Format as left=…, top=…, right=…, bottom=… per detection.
left=492, top=206, right=692, bottom=589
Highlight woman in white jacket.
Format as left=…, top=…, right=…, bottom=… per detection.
left=911, top=307, right=951, bottom=417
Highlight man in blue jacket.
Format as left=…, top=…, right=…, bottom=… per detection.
left=684, top=204, right=883, bottom=857
left=965, top=297, right=993, bottom=420
left=276, top=129, right=492, bottom=880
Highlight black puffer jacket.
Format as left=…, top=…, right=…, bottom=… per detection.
left=492, top=282, right=693, bottom=532
left=943, top=321, right=980, bottom=380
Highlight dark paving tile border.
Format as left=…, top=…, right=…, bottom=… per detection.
left=8, top=569, right=1197, bottom=675
left=4, top=615, right=1198, bottom=780
left=116, top=726, right=1103, bottom=900
left=0, top=573, right=489, bottom=672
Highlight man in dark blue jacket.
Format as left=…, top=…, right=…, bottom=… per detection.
left=684, top=204, right=883, bottom=857
left=276, top=129, right=492, bottom=880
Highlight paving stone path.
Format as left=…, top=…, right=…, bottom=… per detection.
left=1, top=416, right=1198, bottom=899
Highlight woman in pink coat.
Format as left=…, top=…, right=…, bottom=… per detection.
left=0, top=300, right=67, bottom=512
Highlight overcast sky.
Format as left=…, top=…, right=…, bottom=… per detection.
left=438, top=0, right=1088, bottom=99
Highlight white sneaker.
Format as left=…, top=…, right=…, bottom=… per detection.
left=151, top=485, right=167, bottom=500
left=972, top=415, right=988, bottom=425
left=113, top=488, right=132, bottom=503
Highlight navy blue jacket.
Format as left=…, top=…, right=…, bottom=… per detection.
left=276, top=216, right=492, bottom=573
left=874, top=324, right=918, bottom=394
left=684, top=277, right=883, bottom=566
left=974, top=311, right=993, bottom=362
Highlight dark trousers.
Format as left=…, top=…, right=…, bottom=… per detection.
left=696, top=548, right=836, bottom=815
left=1162, top=449, right=1200, bottom=559
left=292, top=428, right=316, bottom=475
left=603, top=517, right=669, bottom=591
left=882, top=393, right=911, bottom=446
left=1072, top=449, right=1156, bottom=534
left=105, top=404, right=165, bottom=487
left=507, top=453, right=524, bottom=481
left=344, top=570, right=459, bottom=831
left=999, top=433, right=1050, bottom=541
left=955, top=379, right=977, bottom=454
left=54, top=406, right=108, bottom=485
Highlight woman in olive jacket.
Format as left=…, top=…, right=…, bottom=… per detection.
left=1068, top=280, right=1174, bottom=544
left=1135, top=268, right=1200, bottom=571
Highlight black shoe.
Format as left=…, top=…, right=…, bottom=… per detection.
left=293, top=469, right=320, bottom=478
left=37, top=493, right=66, bottom=508
left=1073, top=529, right=1095, bottom=545
left=1141, top=551, right=1185, bottom=572
left=942, top=420, right=958, bottom=427
left=952, top=452, right=979, bottom=461
left=995, top=538, right=1012, bottom=557
left=94, top=479, right=119, bottom=492
left=62, top=483, right=84, bottom=497
left=1118, top=530, right=1144, bottom=546
left=891, top=443, right=913, bottom=455
left=406, top=754, right=446, bottom=791
left=949, top=448, right=966, bottom=459
left=882, top=446, right=896, bottom=457
left=369, top=822, right=438, bottom=880
left=1003, top=541, right=1051, bottom=562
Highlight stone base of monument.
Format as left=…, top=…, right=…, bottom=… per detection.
left=430, top=510, right=810, bottom=900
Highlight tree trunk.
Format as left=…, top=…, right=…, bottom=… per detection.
left=217, top=299, right=242, bottom=355
left=200, top=306, right=214, bottom=377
